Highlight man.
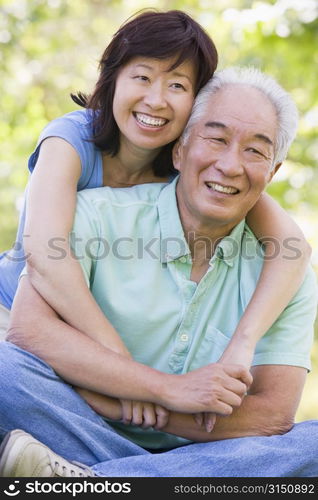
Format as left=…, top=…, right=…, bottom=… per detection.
left=0, top=67, right=317, bottom=478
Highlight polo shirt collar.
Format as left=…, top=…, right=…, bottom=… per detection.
left=158, top=176, right=246, bottom=266
left=213, top=219, right=246, bottom=267
left=158, top=176, right=190, bottom=263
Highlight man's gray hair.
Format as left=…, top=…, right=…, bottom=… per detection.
left=181, top=66, right=299, bottom=167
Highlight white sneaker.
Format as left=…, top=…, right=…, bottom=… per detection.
left=0, top=429, right=95, bottom=477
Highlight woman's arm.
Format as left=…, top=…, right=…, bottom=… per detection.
left=24, top=137, right=130, bottom=357
left=220, top=192, right=312, bottom=367
left=8, top=276, right=251, bottom=416
left=76, top=365, right=305, bottom=442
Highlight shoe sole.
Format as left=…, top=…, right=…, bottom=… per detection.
left=0, top=429, right=26, bottom=477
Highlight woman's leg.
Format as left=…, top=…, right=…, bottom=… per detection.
left=0, top=341, right=148, bottom=467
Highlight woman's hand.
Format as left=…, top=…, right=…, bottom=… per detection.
left=219, top=337, right=256, bottom=371
left=120, top=400, right=170, bottom=430
left=75, top=387, right=169, bottom=430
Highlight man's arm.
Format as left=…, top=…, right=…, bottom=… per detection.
left=7, top=276, right=251, bottom=415
left=76, top=364, right=305, bottom=442
left=162, top=364, right=306, bottom=441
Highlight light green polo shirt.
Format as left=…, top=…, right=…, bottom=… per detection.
left=71, top=177, right=318, bottom=450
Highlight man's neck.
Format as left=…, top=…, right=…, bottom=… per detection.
left=181, top=221, right=235, bottom=284
left=184, top=219, right=236, bottom=264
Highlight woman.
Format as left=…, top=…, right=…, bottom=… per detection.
left=0, top=10, right=311, bottom=427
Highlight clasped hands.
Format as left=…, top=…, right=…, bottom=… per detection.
left=76, top=358, right=252, bottom=434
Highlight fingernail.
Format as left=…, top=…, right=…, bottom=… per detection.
left=195, top=415, right=202, bottom=426
left=206, top=422, right=213, bottom=433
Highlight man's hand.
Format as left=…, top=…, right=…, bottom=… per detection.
left=161, top=363, right=253, bottom=414
left=194, top=412, right=217, bottom=433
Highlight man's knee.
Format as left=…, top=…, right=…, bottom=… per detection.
left=0, top=341, right=19, bottom=379
left=0, top=341, right=51, bottom=392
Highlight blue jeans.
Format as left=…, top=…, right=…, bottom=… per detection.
left=0, top=341, right=317, bottom=477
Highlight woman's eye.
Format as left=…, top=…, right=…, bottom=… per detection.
left=171, top=83, right=186, bottom=90
left=134, top=75, right=149, bottom=82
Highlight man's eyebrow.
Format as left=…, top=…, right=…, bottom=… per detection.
left=205, top=122, right=274, bottom=146
left=205, top=121, right=227, bottom=129
left=254, top=133, right=274, bottom=146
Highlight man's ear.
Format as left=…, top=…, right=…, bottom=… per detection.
left=172, top=140, right=183, bottom=172
left=268, top=162, right=282, bottom=182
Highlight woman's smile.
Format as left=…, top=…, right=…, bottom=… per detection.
left=113, top=56, right=196, bottom=153
left=133, top=111, right=169, bottom=129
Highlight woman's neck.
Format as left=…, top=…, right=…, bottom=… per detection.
left=102, top=141, right=168, bottom=187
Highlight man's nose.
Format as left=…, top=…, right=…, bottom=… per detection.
left=214, top=146, right=244, bottom=177
left=143, top=83, right=167, bottom=110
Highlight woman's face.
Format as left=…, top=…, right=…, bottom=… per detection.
left=113, top=56, right=196, bottom=154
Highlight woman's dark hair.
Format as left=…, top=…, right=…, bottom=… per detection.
left=71, top=9, right=218, bottom=176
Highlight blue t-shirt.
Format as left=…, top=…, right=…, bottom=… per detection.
left=0, top=110, right=104, bottom=309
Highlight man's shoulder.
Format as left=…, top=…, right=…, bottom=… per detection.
left=76, top=182, right=169, bottom=210
left=239, top=223, right=317, bottom=304
left=295, top=264, right=318, bottom=304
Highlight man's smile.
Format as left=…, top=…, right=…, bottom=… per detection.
left=205, top=181, right=240, bottom=195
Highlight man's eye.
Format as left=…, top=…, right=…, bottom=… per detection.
left=210, top=137, right=226, bottom=144
left=247, top=147, right=264, bottom=156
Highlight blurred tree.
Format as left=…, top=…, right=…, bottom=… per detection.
left=0, top=0, right=317, bottom=418
left=1, top=0, right=317, bottom=251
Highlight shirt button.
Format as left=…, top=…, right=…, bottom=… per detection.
left=180, top=334, right=189, bottom=342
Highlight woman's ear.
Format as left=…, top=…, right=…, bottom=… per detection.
left=172, top=140, right=183, bottom=172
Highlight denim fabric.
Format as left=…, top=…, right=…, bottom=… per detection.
left=0, top=342, right=317, bottom=477
left=0, top=303, right=9, bottom=341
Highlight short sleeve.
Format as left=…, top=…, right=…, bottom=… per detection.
left=28, top=110, right=99, bottom=189
left=253, top=266, right=318, bottom=371
left=70, top=190, right=102, bottom=287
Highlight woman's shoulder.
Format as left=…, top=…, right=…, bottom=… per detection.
left=28, top=109, right=102, bottom=184
left=41, top=109, right=94, bottom=139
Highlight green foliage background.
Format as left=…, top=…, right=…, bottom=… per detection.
left=0, top=0, right=317, bottom=418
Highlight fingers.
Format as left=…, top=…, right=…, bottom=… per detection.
left=204, top=412, right=216, bottom=433
left=120, top=399, right=133, bottom=425
left=153, top=405, right=169, bottom=430
left=194, top=413, right=216, bottom=433
left=122, top=401, right=169, bottom=429
left=225, top=364, right=253, bottom=389
left=140, top=403, right=157, bottom=429
left=217, top=387, right=244, bottom=410
left=223, top=376, right=249, bottom=399
left=194, top=413, right=203, bottom=426
left=132, top=401, right=144, bottom=426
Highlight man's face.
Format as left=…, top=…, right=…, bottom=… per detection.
left=174, top=85, right=281, bottom=231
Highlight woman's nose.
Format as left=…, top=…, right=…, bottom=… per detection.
left=143, top=83, right=167, bottom=110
